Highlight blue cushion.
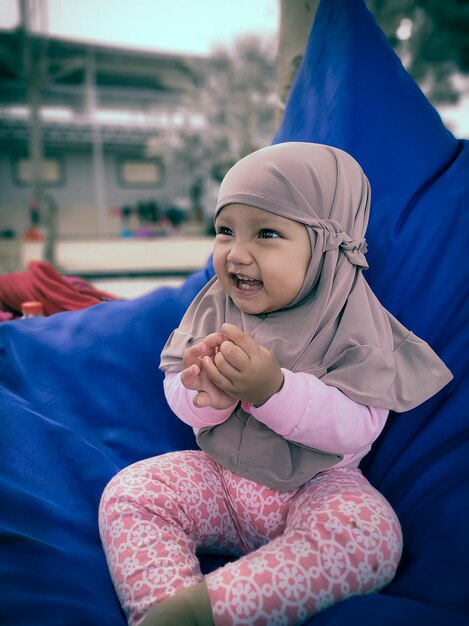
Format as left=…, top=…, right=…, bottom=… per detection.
left=274, top=0, right=468, bottom=623
left=0, top=266, right=214, bottom=625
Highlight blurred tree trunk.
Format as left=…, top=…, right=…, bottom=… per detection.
left=275, top=0, right=319, bottom=128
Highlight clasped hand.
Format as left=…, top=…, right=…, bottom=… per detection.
left=181, top=323, right=284, bottom=409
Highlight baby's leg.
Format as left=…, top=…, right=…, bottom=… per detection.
left=206, top=467, right=402, bottom=625
left=99, top=450, right=241, bottom=625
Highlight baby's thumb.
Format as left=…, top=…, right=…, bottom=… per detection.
left=181, top=364, right=199, bottom=388
left=194, top=391, right=211, bottom=408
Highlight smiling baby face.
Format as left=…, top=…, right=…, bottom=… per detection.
left=213, top=203, right=311, bottom=315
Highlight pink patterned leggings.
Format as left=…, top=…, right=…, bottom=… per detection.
left=99, top=450, right=402, bottom=625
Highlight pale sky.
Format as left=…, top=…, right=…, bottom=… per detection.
left=0, top=0, right=279, bottom=55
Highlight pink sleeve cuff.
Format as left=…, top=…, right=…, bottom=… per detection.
left=164, top=371, right=236, bottom=428
left=249, top=369, right=389, bottom=454
left=247, top=369, right=311, bottom=434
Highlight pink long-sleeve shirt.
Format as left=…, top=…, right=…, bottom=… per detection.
left=164, top=368, right=389, bottom=470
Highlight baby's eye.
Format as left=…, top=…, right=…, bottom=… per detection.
left=258, top=229, right=281, bottom=239
left=216, top=226, right=234, bottom=237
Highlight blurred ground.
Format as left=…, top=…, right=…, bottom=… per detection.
left=91, top=276, right=186, bottom=299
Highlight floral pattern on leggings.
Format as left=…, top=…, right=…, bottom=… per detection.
left=99, top=451, right=402, bottom=625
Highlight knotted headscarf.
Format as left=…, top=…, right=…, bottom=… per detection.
left=162, top=142, right=452, bottom=411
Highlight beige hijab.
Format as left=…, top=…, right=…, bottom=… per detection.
left=161, top=142, right=453, bottom=489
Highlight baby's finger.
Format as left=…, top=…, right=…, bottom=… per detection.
left=203, top=332, right=223, bottom=354
left=180, top=364, right=200, bottom=389
left=214, top=350, right=240, bottom=380
left=203, top=356, right=233, bottom=392
left=193, top=390, right=212, bottom=408
left=221, top=323, right=256, bottom=358
left=201, top=333, right=223, bottom=357
left=183, top=342, right=206, bottom=367
left=219, top=341, right=249, bottom=371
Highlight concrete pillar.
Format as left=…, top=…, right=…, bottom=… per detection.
left=86, top=49, right=109, bottom=236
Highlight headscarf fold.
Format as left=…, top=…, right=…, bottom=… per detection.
left=161, top=142, right=452, bottom=489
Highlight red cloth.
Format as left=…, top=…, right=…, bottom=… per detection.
left=0, top=261, right=119, bottom=316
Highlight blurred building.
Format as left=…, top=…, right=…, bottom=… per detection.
left=0, top=28, right=207, bottom=238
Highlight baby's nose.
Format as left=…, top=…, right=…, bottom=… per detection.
left=227, top=240, right=252, bottom=264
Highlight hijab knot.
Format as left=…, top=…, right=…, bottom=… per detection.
left=312, top=219, right=369, bottom=268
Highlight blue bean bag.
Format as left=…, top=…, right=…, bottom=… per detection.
left=0, top=0, right=467, bottom=624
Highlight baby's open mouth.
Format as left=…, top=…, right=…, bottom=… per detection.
left=231, top=273, right=263, bottom=291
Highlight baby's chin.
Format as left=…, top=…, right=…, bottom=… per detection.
left=231, top=296, right=272, bottom=316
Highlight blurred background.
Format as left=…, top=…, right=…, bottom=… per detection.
left=0, top=0, right=467, bottom=298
